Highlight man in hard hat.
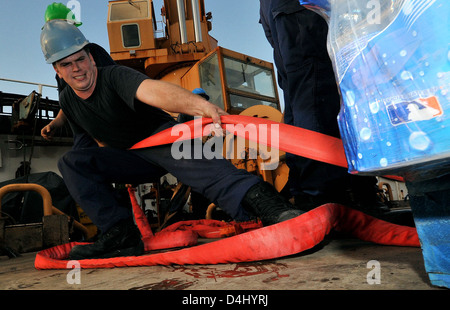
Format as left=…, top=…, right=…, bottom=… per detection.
left=41, top=3, right=114, bottom=149
left=40, top=20, right=303, bottom=259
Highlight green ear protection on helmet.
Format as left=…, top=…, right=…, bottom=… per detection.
left=40, top=19, right=89, bottom=64
left=45, top=2, right=82, bottom=26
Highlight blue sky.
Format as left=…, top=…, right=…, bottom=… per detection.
left=0, top=0, right=278, bottom=105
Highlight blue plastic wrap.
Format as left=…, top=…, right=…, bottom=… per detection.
left=301, top=0, right=450, bottom=174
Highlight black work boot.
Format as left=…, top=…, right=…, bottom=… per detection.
left=68, top=217, right=143, bottom=260
left=241, top=182, right=304, bottom=226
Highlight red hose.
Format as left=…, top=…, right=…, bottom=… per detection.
left=131, top=115, right=403, bottom=180
left=129, top=187, right=261, bottom=251
left=131, top=115, right=348, bottom=168
left=34, top=116, right=416, bottom=269
left=35, top=202, right=418, bottom=269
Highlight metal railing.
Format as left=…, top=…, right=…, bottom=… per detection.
left=0, top=77, right=57, bottom=97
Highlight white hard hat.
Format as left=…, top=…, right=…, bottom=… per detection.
left=40, top=19, right=89, bottom=64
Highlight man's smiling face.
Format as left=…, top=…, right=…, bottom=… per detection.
left=54, top=49, right=97, bottom=98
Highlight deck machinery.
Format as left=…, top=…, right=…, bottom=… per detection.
left=106, top=0, right=289, bottom=226
left=107, top=0, right=280, bottom=114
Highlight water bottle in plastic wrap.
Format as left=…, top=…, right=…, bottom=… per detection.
left=301, top=0, right=450, bottom=175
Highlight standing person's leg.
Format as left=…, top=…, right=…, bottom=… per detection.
left=275, top=8, right=379, bottom=210
left=275, top=8, right=348, bottom=204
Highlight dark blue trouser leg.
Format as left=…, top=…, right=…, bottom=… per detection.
left=274, top=8, right=378, bottom=198
left=132, top=141, right=261, bottom=221
left=58, top=142, right=261, bottom=232
left=274, top=9, right=349, bottom=196
left=58, top=147, right=166, bottom=232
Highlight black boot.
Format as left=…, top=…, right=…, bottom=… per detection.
left=68, top=217, right=143, bottom=260
left=241, top=182, right=303, bottom=226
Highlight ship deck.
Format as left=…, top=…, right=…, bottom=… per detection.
left=0, top=236, right=443, bottom=292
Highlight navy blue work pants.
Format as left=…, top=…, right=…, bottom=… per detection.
left=58, top=141, right=260, bottom=232
left=275, top=7, right=351, bottom=196
left=261, top=2, right=377, bottom=198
